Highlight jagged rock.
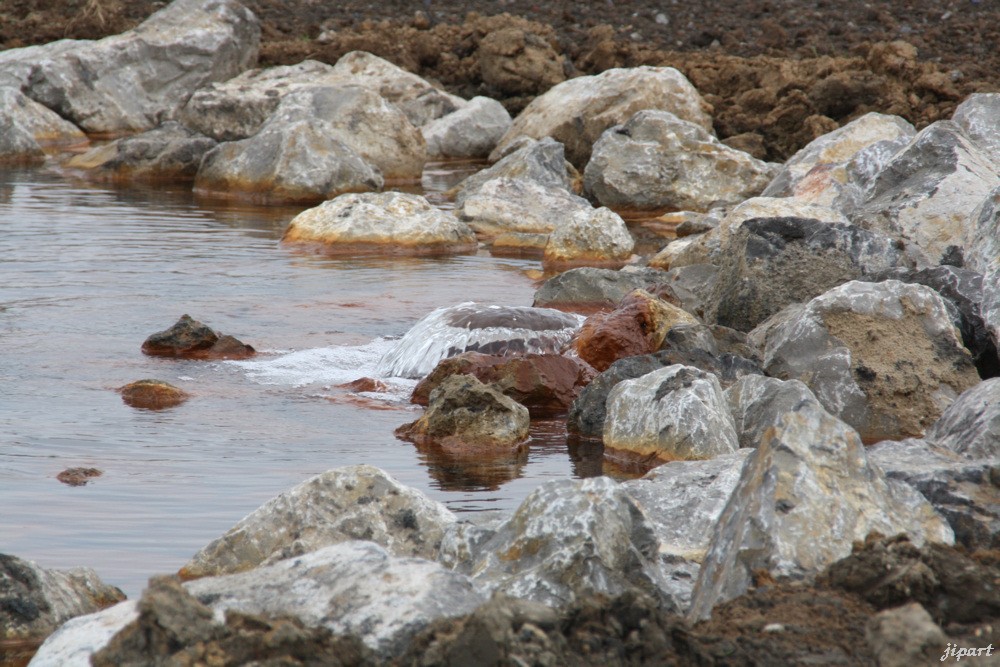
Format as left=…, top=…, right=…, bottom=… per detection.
left=925, top=378, right=1000, bottom=460
left=453, top=137, right=573, bottom=207
left=659, top=323, right=720, bottom=356
left=706, top=216, right=906, bottom=332
left=65, top=121, right=216, bottom=181
left=573, top=289, right=698, bottom=372
left=532, top=266, right=673, bottom=313
left=478, top=28, right=566, bottom=98
left=603, top=365, right=739, bottom=464
left=543, top=206, right=634, bottom=267
left=396, top=375, right=530, bottom=451
left=0, top=111, right=45, bottom=164
left=0, top=0, right=259, bottom=134
left=0, top=87, right=85, bottom=160
left=422, top=96, right=511, bottom=158
left=141, top=314, right=255, bottom=360
left=725, top=375, right=818, bottom=449
left=457, top=177, right=592, bottom=237
left=865, top=603, right=948, bottom=667
left=687, top=394, right=954, bottom=620
left=585, top=110, right=772, bottom=212
left=952, top=92, right=1000, bottom=164
left=491, top=66, right=713, bottom=169
left=962, top=183, right=1000, bottom=275
left=411, top=352, right=595, bottom=417
left=0, top=554, right=124, bottom=644
left=179, top=465, right=456, bottom=579
left=118, top=379, right=189, bottom=409
left=376, top=302, right=584, bottom=379
left=282, top=192, right=475, bottom=255
left=651, top=263, right=720, bottom=320
left=852, top=120, right=1000, bottom=267
left=753, top=280, right=979, bottom=442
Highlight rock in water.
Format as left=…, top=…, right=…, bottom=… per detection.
left=65, top=122, right=216, bottom=181
left=141, top=314, right=255, bottom=360
left=453, top=137, right=573, bottom=207
left=542, top=206, right=635, bottom=267
left=118, top=379, right=189, bottom=409
left=375, top=303, right=584, bottom=379
left=0, top=88, right=85, bottom=163
left=457, top=177, right=593, bottom=237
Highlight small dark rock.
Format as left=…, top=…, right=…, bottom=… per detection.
left=141, top=315, right=255, bottom=360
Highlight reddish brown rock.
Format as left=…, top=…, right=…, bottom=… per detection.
left=573, top=289, right=699, bottom=372
left=56, top=467, right=103, bottom=487
left=119, top=379, right=190, bottom=409
left=141, top=315, right=255, bottom=360
left=411, top=352, right=596, bottom=417
left=338, top=377, right=390, bottom=393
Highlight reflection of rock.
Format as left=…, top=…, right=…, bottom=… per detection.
left=141, top=314, right=255, bottom=361
left=417, top=441, right=529, bottom=492
left=118, top=379, right=189, bottom=410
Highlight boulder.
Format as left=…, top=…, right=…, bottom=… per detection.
left=27, top=598, right=139, bottom=667
left=725, top=375, right=818, bottom=449
left=488, top=232, right=549, bottom=258
left=56, top=468, right=103, bottom=487
left=0, top=554, right=125, bottom=646
left=852, top=120, right=1000, bottom=267
left=118, top=379, right=189, bottom=410
left=491, top=66, right=713, bottom=169
left=395, top=375, right=530, bottom=452
left=1, top=0, right=259, bottom=134
left=603, top=365, right=739, bottom=464
left=532, top=266, right=674, bottom=313
left=649, top=263, right=720, bottom=320
left=543, top=206, right=634, bottom=267
left=687, top=393, right=954, bottom=621
left=453, top=137, right=573, bottom=207
left=282, top=192, right=476, bottom=255
left=573, top=289, right=698, bottom=371
left=478, top=28, right=566, bottom=98
left=951, top=92, right=1000, bottom=164
left=376, top=302, right=584, bottom=379
left=706, top=216, right=907, bottom=332
left=422, top=96, right=511, bottom=158
left=411, top=352, right=595, bottom=417
left=141, top=314, right=255, bottom=360
left=457, top=177, right=592, bottom=237
left=0, top=111, right=45, bottom=164
left=961, top=183, right=1000, bottom=275
left=925, top=377, right=1000, bottom=460
left=179, top=465, right=454, bottom=579
left=584, top=110, right=772, bottom=213
left=0, top=87, right=85, bottom=156
left=753, top=280, right=980, bottom=442
left=65, top=121, right=216, bottom=181
left=865, top=603, right=948, bottom=667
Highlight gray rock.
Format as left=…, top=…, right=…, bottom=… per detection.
left=869, top=438, right=1000, bottom=550
left=457, top=177, right=593, bottom=237
left=603, top=365, right=739, bottom=463
left=657, top=263, right=720, bottom=320
left=866, top=603, right=948, bottom=667
left=64, top=121, right=216, bottom=180
left=952, top=92, right=1000, bottom=165
left=454, top=137, right=573, bottom=207
left=543, top=206, right=634, bottom=266
left=422, top=96, right=511, bottom=158
left=585, top=110, right=772, bottom=212
left=853, top=120, right=1000, bottom=267
left=491, top=66, right=713, bottom=169
left=984, top=268, right=1000, bottom=359
left=0, top=110, right=44, bottom=163
left=687, top=394, right=954, bottom=620
left=0, top=87, right=85, bottom=157
left=706, top=216, right=907, bottom=332
left=725, top=375, right=817, bottom=450
left=178, top=465, right=457, bottom=579
left=3, top=0, right=259, bottom=134
left=532, top=266, right=673, bottom=311
left=753, top=280, right=980, bottom=443
left=962, top=183, right=1000, bottom=275
left=660, top=323, right=720, bottom=356
left=926, top=378, right=1000, bottom=460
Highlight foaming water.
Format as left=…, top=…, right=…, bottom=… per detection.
left=0, top=161, right=588, bottom=598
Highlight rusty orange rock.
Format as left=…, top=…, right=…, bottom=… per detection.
left=119, top=379, right=190, bottom=409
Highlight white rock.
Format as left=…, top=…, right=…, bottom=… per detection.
left=28, top=600, right=139, bottom=667
left=543, top=206, right=635, bottom=265
left=457, top=177, right=593, bottom=237
left=422, top=96, right=512, bottom=158
left=952, top=92, right=1000, bottom=164
left=454, top=136, right=573, bottom=207
left=0, top=87, right=84, bottom=149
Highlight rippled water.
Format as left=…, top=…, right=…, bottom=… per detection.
left=0, top=162, right=596, bottom=597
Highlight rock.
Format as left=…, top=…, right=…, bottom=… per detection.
left=0, top=87, right=85, bottom=159
left=462, top=477, right=677, bottom=610
left=962, top=183, right=1000, bottom=275
left=532, top=266, right=674, bottom=313
left=603, top=365, right=739, bottom=464
left=687, top=394, right=954, bottom=621
left=952, top=92, right=1000, bottom=164
left=118, top=379, right=190, bottom=409
left=725, top=376, right=818, bottom=449
left=282, top=192, right=476, bottom=255
left=0, top=553, right=124, bottom=645
left=753, top=280, right=979, bottom=442
left=65, top=121, right=216, bottom=181
left=543, top=206, right=634, bottom=267
left=179, top=465, right=455, bottom=579
left=422, top=96, right=511, bottom=158
left=140, top=314, right=255, bottom=360
left=2, top=0, right=259, bottom=134
left=396, top=375, right=530, bottom=453
left=925, top=378, right=1000, bottom=460
left=584, top=110, right=772, bottom=213
left=27, top=599, right=139, bottom=667
left=866, top=603, right=948, bottom=667
left=491, top=66, right=713, bottom=169
left=457, top=177, right=592, bottom=237
left=573, top=289, right=698, bottom=372
left=659, top=323, right=720, bottom=356
left=453, top=137, right=573, bottom=207
left=706, top=216, right=907, bottom=332
left=411, top=352, right=595, bottom=417
left=853, top=120, right=1000, bottom=267
left=868, top=438, right=1000, bottom=550
left=489, top=232, right=549, bottom=258
left=478, top=29, right=566, bottom=98
left=650, top=263, right=720, bottom=320
left=0, top=111, right=45, bottom=164
left=376, top=302, right=584, bottom=379
left=56, top=468, right=103, bottom=487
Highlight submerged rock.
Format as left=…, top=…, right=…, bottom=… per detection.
left=56, top=468, right=103, bottom=487
left=141, top=314, right=255, bottom=361
left=422, top=96, right=511, bottom=158
left=118, top=379, right=189, bottom=410
left=65, top=121, right=216, bottom=181
left=543, top=206, right=634, bottom=267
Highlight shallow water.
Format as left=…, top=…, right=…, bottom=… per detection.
left=0, top=161, right=601, bottom=598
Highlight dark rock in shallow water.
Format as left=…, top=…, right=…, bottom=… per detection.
left=141, top=314, right=255, bottom=360
left=55, top=467, right=103, bottom=486
left=119, top=379, right=189, bottom=409
left=65, top=121, right=217, bottom=181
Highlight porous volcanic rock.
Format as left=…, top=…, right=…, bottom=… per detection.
left=141, top=314, right=255, bottom=360
left=118, top=379, right=190, bottom=409
left=65, top=121, right=216, bottom=181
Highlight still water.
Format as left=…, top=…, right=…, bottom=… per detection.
left=0, top=162, right=594, bottom=597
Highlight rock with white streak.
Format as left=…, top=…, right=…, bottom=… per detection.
left=687, top=393, right=954, bottom=620
left=585, top=110, right=773, bottom=212
left=952, top=92, right=1000, bottom=164
left=0, top=87, right=85, bottom=152
left=28, top=599, right=139, bottom=667
left=925, top=378, right=1000, bottom=460
left=282, top=192, right=476, bottom=255
left=65, top=121, right=216, bottom=180
left=457, top=177, right=593, bottom=237
left=422, top=96, right=511, bottom=158
left=961, top=184, right=1000, bottom=275
left=0, top=0, right=259, bottom=134
left=453, top=137, right=573, bottom=207
left=178, top=465, right=456, bottom=579
left=543, top=206, right=634, bottom=266
left=725, top=375, right=818, bottom=449
left=752, top=280, right=979, bottom=443
left=491, top=66, right=713, bottom=168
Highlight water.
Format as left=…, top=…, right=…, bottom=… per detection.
left=0, top=161, right=595, bottom=598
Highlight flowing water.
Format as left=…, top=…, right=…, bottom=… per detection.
left=0, top=161, right=601, bottom=598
